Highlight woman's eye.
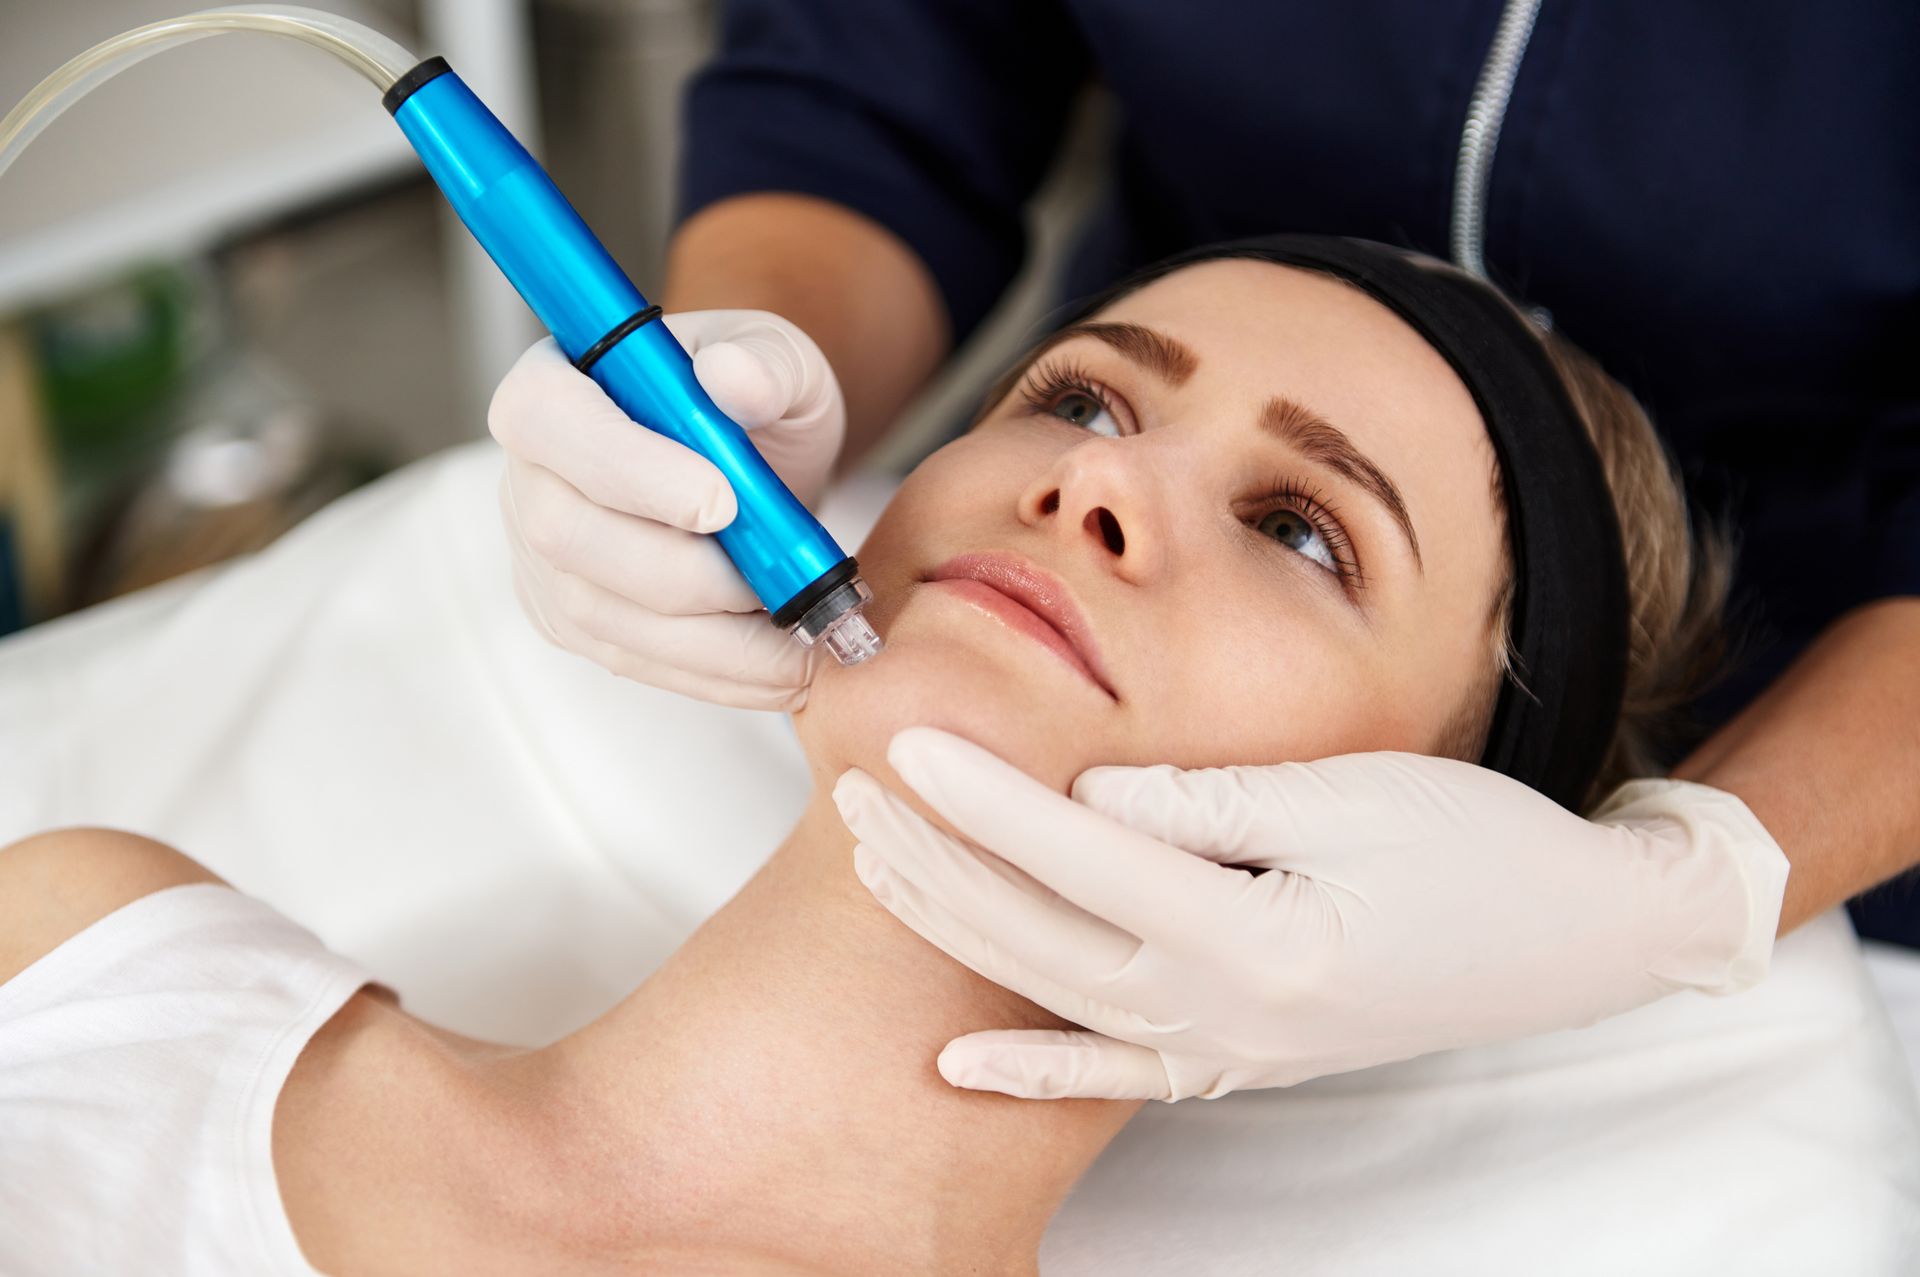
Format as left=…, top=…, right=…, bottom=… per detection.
left=1255, top=506, right=1338, bottom=572
left=1049, top=391, right=1122, bottom=438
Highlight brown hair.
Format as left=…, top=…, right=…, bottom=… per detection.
left=1431, top=311, right=1732, bottom=809
left=1517, top=330, right=1729, bottom=807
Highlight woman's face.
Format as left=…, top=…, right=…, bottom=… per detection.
left=796, top=259, right=1507, bottom=795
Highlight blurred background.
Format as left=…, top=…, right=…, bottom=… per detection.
left=0, top=0, right=1108, bottom=636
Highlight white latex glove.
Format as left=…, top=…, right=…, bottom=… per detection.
left=833, top=727, right=1791, bottom=1102
left=489, top=310, right=846, bottom=711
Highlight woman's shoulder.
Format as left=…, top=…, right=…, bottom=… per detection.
left=0, top=827, right=225, bottom=987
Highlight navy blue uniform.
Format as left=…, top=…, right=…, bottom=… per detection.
left=678, top=1, right=1920, bottom=940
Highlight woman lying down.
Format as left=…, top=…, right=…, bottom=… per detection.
left=1, top=236, right=1759, bottom=1273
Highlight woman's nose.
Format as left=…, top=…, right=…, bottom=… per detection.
left=1017, top=439, right=1164, bottom=583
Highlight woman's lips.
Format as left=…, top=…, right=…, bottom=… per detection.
left=923, top=553, right=1118, bottom=700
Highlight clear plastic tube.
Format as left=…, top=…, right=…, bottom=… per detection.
left=0, top=6, right=416, bottom=184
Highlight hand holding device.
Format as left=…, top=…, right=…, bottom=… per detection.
left=493, top=310, right=847, bottom=710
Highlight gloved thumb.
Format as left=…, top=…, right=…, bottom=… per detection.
left=937, top=1029, right=1174, bottom=1102
left=688, top=330, right=836, bottom=435
left=662, top=310, right=844, bottom=503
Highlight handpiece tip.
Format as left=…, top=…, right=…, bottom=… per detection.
left=790, top=571, right=882, bottom=665
left=822, top=611, right=884, bottom=666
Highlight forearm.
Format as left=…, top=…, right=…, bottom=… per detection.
left=1673, top=597, right=1920, bottom=935
left=662, top=194, right=951, bottom=466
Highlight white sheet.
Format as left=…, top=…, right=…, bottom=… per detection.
left=5, top=440, right=1918, bottom=1273
left=1866, top=941, right=1920, bottom=1098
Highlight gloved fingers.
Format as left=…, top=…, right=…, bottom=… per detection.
left=1590, top=780, right=1791, bottom=995
left=936, top=1030, right=1176, bottom=1103
left=546, top=573, right=815, bottom=691
left=1070, top=751, right=1470, bottom=871
left=506, top=454, right=813, bottom=708
left=885, top=727, right=1242, bottom=953
left=834, top=770, right=1145, bottom=981
left=506, top=459, right=762, bottom=615
left=540, top=599, right=812, bottom=713
left=1069, top=762, right=1295, bottom=864
left=488, top=338, right=737, bottom=534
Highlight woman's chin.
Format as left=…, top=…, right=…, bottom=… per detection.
left=794, top=601, right=1105, bottom=800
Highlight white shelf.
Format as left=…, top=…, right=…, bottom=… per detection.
left=0, top=2, right=423, bottom=313
left=0, top=0, right=545, bottom=416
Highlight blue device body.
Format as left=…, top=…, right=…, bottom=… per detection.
left=388, top=63, right=849, bottom=621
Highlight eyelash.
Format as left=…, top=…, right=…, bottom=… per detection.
left=1015, top=359, right=1364, bottom=589
left=1019, top=357, right=1116, bottom=428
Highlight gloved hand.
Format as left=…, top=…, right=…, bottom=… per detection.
left=833, top=727, right=1791, bottom=1102
left=490, top=309, right=846, bottom=711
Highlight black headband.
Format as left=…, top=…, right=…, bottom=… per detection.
left=1039, top=235, right=1628, bottom=809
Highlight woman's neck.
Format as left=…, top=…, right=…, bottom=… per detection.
left=480, top=789, right=1140, bottom=1273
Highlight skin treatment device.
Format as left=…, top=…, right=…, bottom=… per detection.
left=0, top=5, right=884, bottom=665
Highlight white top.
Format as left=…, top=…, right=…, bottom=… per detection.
left=0, top=883, right=367, bottom=1277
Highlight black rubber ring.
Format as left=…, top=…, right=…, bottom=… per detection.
left=572, top=306, right=665, bottom=374
left=770, top=557, right=860, bottom=631
left=382, top=56, right=452, bottom=115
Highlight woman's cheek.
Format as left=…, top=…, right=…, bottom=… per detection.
left=1141, top=634, right=1389, bottom=770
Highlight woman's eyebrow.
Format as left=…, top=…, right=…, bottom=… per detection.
left=975, top=320, right=1196, bottom=423
left=992, top=321, right=1200, bottom=398
left=1259, top=397, right=1423, bottom=569
left=1067, top=321, right=1200, bottom=385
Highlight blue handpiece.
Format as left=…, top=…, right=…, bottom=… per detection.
left=384, top=59, right=881, bottom=664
